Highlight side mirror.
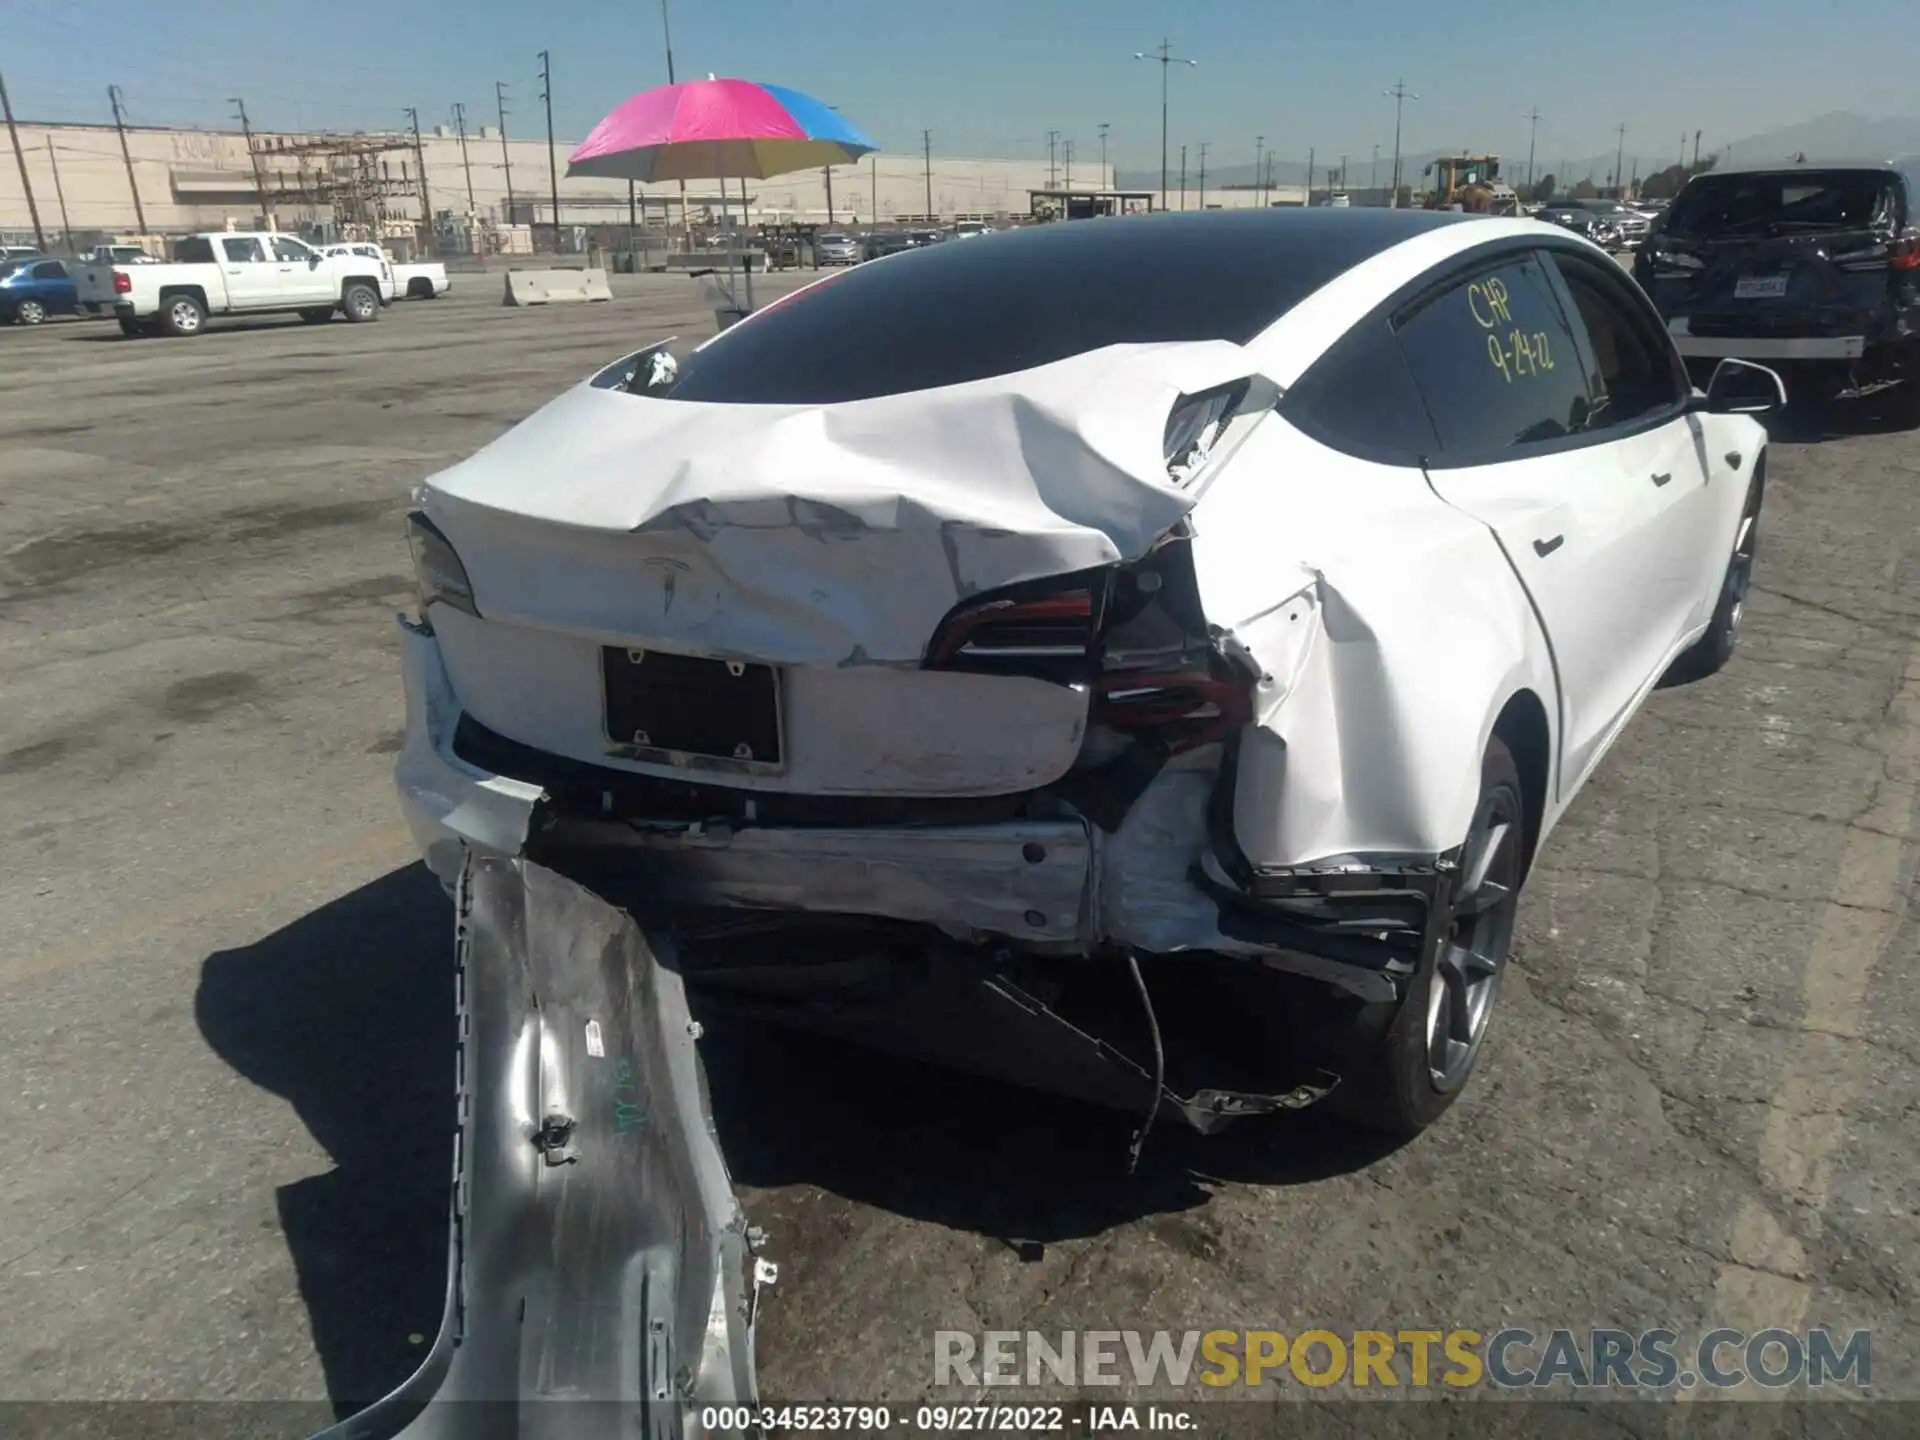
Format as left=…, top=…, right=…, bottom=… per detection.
left=309, top=255, right=322, bottom=267
left=1700, top=357, right=1787, bottom=415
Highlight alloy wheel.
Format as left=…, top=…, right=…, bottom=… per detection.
left=170, top=299, right=201, bottom=333
left=18, top=300, right=45, bottom=325
left=1426, top=788, right=1521, bottom=1093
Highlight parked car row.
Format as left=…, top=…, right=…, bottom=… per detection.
left=2, top=232, right=455, bottom=336
left=811, top=224, right=997, bottom=266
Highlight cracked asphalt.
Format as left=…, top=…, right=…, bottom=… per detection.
left=0, top=275, right=1915, bottom=1433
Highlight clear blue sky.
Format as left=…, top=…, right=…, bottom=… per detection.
left=6, top=0, right=1912, bottom=174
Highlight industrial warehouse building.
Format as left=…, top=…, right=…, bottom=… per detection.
left=0, top=119, right=1126, bottom=251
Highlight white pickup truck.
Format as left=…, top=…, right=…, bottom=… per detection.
left=325, top=242, right=450, bottom=300
left=76, top=231, right=390, bottom=337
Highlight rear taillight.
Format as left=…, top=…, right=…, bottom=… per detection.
left=1891, top=230, right=1920, bottom=271
left=1092, top=669, right=1253, bottom=753
left=112, top=270, right=132, bottom=294
left=924, top=576, right=1104, bottom=670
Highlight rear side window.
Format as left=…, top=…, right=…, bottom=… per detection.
left=1546, top=252, right=1685, bottom=431
left=1393, top=252, right=1589, bottom=461
left=31, top=261, right=66, bottom=279
left=173, top=237, right=215, bottom=263
left=1280, top=317, right=1438, bottom=465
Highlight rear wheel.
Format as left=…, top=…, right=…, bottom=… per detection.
left=341, top=283, right=380, bottom=323
left=1664, top=466, right=1763, bottom=685
left=159, top=293, right=205, bottom=337
left=1332, top=737, right=1525, bottom=1138
left=15, top=299, right=46, bottom=325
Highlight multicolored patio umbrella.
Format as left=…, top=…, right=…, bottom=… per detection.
left=567, top=78, right=878, bottom=183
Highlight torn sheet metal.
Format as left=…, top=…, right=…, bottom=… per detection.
left=420, top=340, right=1266, bottom=667
left=312, top=856, right=759, bottom=1440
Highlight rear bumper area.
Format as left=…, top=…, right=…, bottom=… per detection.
left=396, top=616, right=1419, bottom=1000
left=1666, top=326, right=1865, bottom=360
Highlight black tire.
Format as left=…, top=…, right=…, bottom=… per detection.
left=1663, top=463, right=1763, bottom=685
left=341, top=282, right=380, bottom=323
left=1331, top=737, right=1526, bottom=1138
left=15, top=299, right=46, bottom=326
left=158, top=293, right=206, bottom=337
left=116, top=316, right=143, bottom=338
left=298, top=307, right=335, bottom=324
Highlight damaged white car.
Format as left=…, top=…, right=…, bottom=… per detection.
left=371, top=205, right=1786, bottom=1430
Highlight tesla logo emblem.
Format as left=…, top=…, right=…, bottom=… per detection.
left=637, top=556, right=719, bottom=624
left=640, top=557, right=689, bottom=617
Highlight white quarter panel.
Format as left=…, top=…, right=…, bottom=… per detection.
left=429, top=607, right=1091, bottom=796
left=1188, top=417, right=1557, bottom=866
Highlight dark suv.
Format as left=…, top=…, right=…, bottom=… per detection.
left=1634, top=158, right=1920, bottom=402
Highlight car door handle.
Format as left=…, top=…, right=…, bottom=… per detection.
left=1532, top=535, right=1565, bottom=558
left=1650, top=471, right=1672, bottom=487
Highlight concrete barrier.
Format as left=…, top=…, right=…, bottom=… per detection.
left=502, top=268, right=615, bottom=306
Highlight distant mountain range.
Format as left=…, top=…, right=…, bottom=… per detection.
left=1114, top=111, right=1920, bottom=192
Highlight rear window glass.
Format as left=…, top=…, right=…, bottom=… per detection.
left=662, top=210, right=1460, bottom=405
left=1666, top=170, right=1900, bottom=236
left=173, top=237, right=216, bottom=263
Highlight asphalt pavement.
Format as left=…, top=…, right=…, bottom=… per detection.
left=0, top=273, right=1915, bottom=1432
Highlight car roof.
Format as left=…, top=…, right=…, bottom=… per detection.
left=1706, top=155, right=1910, bottom=176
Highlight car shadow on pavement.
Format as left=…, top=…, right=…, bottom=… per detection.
left=195, top=867, right=1400, bottom=1415
left=701, top=1013, right=1402, bottom=1249
left=194, top=864, right=455, bottom=1420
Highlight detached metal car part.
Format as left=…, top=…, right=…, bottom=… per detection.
left=311, top=856, right=763, bottom=1440
left=368, top=208, right=1784, bottom=1430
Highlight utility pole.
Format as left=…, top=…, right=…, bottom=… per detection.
left=405, top=107, right=433, bottom=246
left=1178, top=144, right=1186, bottom=209
left=1254, top=136, right=1263, bottom=207
left=922, top=130, right=933, bottom=220
left=1097, top=122, right=1110, bottom=185
left=495, top=82, right=516, bottom=221
left=1614, top=122, right=1627, bottom=199
left=1339, top=154, right=1347, bottom=192
left=538, top=50, right=559, bottom=251
left=1371, top=143, right=1379, bottom=192
left=230, top=97, right=270, bottom=225
left=1134, top=39, right=1195, bottom=213
left=823, top=165, right=834, bottom=224
left=871, top=153, right=878, bottom=221
left=1306, top=146, right=1315, bottom=204
left=1, top=76, right=45, bottom=252
left=46, top=140, right=73, bottom=252
left=1524, top=106, right=1541, bottom=194
left=1197, top=141, right=1208, bottom=209
left=1046, top=130, right=1059, bottom=189
left=109, top=85, right=149, bottom=233
left=452, top=103, right=476, bottom=212
left=1384, top=78, right=1417, bottom=207
left=1693, top=129, right=1702, bottom=168
left=661, top=0, right=686, bottom=246
left=1264, top=154, right=1275, bottom=206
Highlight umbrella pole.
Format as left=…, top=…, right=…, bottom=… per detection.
left=741, top=174, right=755, bottom=310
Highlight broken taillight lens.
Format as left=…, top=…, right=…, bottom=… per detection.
left=405, top=510, right=480, bottom=617
left=1092, top=669, right=1254, bottom=753
left=924, top=576, right=1104, bottom=670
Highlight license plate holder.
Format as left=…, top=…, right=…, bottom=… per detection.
left=601, top=647, right=783, bottom=770
left=1733, top=274, right=1788, bottom=300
